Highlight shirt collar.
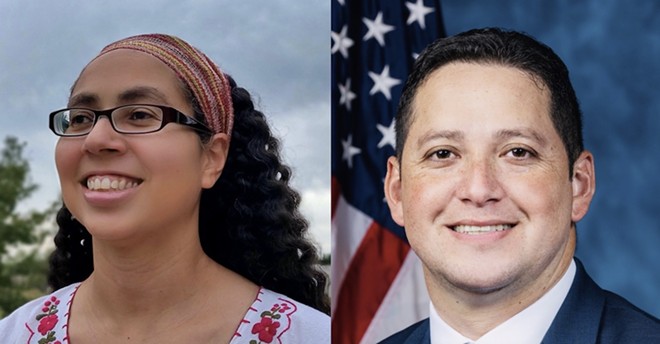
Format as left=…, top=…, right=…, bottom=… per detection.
left=430, top=259, right=576, bottom=344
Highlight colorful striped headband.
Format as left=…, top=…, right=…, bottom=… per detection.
left=98, top=34, right=233, bottom=136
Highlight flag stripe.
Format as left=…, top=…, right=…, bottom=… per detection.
left=362, top=251, right=431, bottom=343
left=331, top=220, right=411, bottom=344
left=331, top=192, right=375, bottom=307
left=331, top=176, right=341, bottom=218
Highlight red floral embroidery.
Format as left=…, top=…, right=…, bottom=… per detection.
left=38, top=314, right=59, bottom=335
left=33, top=295, right=61, bottom=343
left=251, top=317, right=280, bottom=343
left=248, top=300, right=296, bottom=344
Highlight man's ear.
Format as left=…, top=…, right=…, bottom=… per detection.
left=571, top=150, right=596, bottom=222
left=201, top=133, right=229, bottom=189
left=384, top=156, right=405, bottom=226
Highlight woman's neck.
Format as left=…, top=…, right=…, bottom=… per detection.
left=88, top=238, right=214, bottom=316
left=70, top=227, right=258, bottom=340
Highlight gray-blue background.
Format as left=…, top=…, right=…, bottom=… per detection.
left=442, top=0, right=660, bottom=317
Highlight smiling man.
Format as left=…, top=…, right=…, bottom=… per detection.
left=381, top=28, right=659, bottom=343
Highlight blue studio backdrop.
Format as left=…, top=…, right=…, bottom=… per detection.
left=442, top=0, right=660, bottom=317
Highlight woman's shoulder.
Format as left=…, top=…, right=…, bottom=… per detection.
left=0, top=283, right=80, bottom=342
left=232, top=287, right=330, bottom=343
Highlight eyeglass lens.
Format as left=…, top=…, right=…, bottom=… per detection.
left=53, top=105, right=165, bottom=135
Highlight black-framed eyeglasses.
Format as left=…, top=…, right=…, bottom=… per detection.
left=49, top=104, right=212, bottom=137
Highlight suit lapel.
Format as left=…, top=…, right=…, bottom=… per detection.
left=542, top=259, right=605, bottom=343
left=405, top=319, right=431, bottom=343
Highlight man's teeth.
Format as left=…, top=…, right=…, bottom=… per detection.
left=453, top=224, right=513, bottom=235
left=86, top=176, right=140, bottom=191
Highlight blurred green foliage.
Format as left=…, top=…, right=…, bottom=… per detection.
left=0, top=137, right=55, bottom=317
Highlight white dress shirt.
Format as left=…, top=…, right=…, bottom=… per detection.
left=429, top=259, right=576, bottom=344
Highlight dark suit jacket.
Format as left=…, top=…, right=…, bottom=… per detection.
left=378, top=259, right=660, bottom=343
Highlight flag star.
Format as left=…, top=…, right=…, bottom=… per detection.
left=412, top=52, right=420, bottom=59
left=338, top=79, right=357, bottom=111
left=368, top=65, right=401, bottom=100
left=331, top=25, right=354, bottom=58
left=406, top=0, right=435, bottom=29
left=362, top=12, right=395, bottom=46
left=376, top=119, right=396, bottom=149
left=342, top=135, right=362, bottom=168
left=337, top=0, right=345, bottom=5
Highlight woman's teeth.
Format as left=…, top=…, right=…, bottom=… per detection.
left=86, top=176, right=140, bottom=191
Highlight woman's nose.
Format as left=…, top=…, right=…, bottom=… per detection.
left=81, top=116, right=126, bottom=155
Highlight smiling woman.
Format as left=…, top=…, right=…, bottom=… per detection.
left=0, top=34, right=330, bottom=343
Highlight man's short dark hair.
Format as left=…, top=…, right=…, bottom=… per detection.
left=395, top=28, right=584, bottom=175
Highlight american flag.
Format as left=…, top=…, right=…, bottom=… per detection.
left=331, top=0, right=446, bottom=343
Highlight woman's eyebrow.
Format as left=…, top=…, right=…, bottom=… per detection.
left=67, top=87, right=169, bottom=108
left=68, top=93, right=98, bottom=108
left=117, top=86, right=169, bottom=104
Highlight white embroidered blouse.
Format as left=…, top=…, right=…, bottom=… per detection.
left=0, top=283, right=330, bottom=343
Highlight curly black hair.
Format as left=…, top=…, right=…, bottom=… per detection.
left=47, top=76, right=330, bottom=314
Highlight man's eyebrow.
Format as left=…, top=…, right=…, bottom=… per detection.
left=414, top=128, right=548, bottom=148
left=416, top=130, right=464, bottom=148
left=117, top=86, right=169, bottom=104
left=495, top=128, right=548, bottom=145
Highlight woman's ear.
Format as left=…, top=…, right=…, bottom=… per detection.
left=201, top=133, right=229, bottom=189
left=571, top=150, right=596, bottom=222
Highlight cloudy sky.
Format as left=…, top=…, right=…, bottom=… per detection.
left=0, top=1, right=330, bottom=253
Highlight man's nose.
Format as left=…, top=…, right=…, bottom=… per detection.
left=456, top=158, right=504, bottom=206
